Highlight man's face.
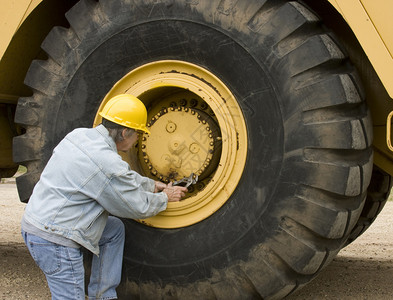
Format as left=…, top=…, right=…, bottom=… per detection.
left=116, top=129, right=140, bottom=152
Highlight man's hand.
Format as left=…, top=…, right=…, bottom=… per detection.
left=163, top=182, right=188, bottom=202
left=154, top=181, right=167, bottom=193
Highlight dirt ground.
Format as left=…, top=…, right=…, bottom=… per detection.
left=1, top=181, right=392, bottom=299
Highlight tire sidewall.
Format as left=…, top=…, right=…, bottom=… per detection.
left=45, top=18, right=284, bottom=281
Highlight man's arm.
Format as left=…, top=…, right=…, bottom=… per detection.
left=96, top=171, right=187, bottom=219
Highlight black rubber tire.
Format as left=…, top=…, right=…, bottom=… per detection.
left=346, top=166, right=392, bottom=245
left=14, top=0, right=373, bottom=298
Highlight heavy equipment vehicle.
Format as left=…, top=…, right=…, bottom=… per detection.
left=1, top=0, right=392, bottom=298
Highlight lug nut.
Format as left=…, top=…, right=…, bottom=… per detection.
left=190, top=99, right=198, bottom=107
left=196, top=182, right=205, bottom=190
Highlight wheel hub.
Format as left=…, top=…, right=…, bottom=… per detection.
left=141, top=106, right=219, bottom=183
left=94, top=60, right=247, bottom=228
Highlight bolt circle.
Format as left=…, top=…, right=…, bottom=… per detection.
left=189, top=143, right=200, bottom=154
left=166, top=122, right=177, bottom=133
left=139, top=104, right=219, bottom=183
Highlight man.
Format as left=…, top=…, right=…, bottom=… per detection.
left=21, top=94, right=188, bottom=300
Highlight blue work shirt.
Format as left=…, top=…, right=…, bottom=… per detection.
left=22, top=125, right=168, bottom=255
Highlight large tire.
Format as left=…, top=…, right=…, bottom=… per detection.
left=14, top=0, right=373, bottom=298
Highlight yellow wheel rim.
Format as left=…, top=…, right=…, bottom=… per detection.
left=94, top=61, right=247, bottom=228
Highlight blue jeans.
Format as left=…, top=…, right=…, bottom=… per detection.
left=22, top=216, right=125, bottom=300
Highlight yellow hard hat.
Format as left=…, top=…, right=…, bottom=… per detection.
left=99, top=94, right=150, bottom=134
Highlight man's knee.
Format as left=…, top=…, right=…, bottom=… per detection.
left=106, top=216, right=125, bottom=239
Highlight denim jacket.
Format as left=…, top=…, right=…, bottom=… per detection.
left=23, top=125, right=168, bottom=255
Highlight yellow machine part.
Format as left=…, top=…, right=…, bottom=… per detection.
left=0, top=0, right=41, bottom=61
left=94, top=61, right=248, bottom=228
left=328, top=0, right=393, bottom=98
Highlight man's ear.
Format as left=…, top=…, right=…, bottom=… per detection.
left=121, top=128, right=128, bottom=140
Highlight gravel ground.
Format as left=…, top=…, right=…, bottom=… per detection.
left=1, top=181, right=392, bottom=299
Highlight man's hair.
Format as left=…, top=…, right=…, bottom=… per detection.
left=102, top=118, right=135, bottom=143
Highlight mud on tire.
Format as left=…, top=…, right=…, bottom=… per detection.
left=14, top=0, right=373, bottom=298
